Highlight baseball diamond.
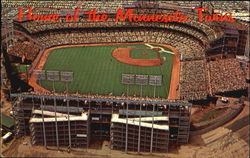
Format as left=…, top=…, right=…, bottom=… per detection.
left=30, top=43, right=179, bottom=98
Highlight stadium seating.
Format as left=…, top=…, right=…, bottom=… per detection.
left=2, top=0, right=248, bottom=101
left=34, top=28, right=205, bottom=59
left=208, top=58, right=247, bottom=94
left=179, top=59, right=209, bottom=100
left=8, top=40, right=41, bottom=61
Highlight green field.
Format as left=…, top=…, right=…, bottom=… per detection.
left=130, top=48, right=158, bottom=59
left=39, top=44, right=174, bottom=98
left=13, top=64, right=30, bottom=73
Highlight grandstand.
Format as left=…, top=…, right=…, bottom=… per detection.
left=1, top=0, right=249, bottom=155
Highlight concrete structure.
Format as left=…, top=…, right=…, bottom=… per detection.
left=30, top=112, right=90, bottom=147
left=10, top=93, right=191, bottom=153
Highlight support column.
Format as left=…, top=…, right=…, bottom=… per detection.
left=41, top=97, right=47, bottom=149
left=54, top=97, right=59, bottom=151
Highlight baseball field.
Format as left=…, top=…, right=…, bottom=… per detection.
left=34, top=43, right=177, bottom=98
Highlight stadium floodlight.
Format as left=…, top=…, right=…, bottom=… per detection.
left=149, top=75, right=162, bottom=86
left=34, top=70, right=46, bottom=80
left=122, top=74, right=135, bottom=85
left=46, top=71, right=60, bottom=81
left=60, top=71, right=73, bottom=82
left=135, top=75, right=148, bottom=85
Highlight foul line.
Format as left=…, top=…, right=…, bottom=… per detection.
left=145, top=44, right=175, bottom=55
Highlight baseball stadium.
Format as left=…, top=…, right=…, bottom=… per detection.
left=1, top=0, right=249, bottom=157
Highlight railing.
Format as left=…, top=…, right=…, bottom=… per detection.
left=11, top=93, right=192, bottom=106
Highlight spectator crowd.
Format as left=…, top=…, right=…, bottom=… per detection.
left=179, top=59, right=209, bottom=100
left=208, top=58, right=247, bottom=94
left=8, top=40, right=41, bottom=61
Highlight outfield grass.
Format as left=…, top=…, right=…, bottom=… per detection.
left=39, top=44, right=174, bottom=98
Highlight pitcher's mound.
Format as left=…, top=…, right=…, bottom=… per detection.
left=112, top=47, right=162, bottom=66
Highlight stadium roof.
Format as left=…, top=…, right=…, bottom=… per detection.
left=111, top=114, right=169, bottom=131
left=29, top=112, right=88, bottom=123
left=32, top=109, right=75, bottom=117
left=128, top=116, right=169, bottom=122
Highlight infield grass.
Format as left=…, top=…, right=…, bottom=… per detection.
left=130, top=48, right=158, bottom=59
left=39, top=44, right=174, bottom=98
